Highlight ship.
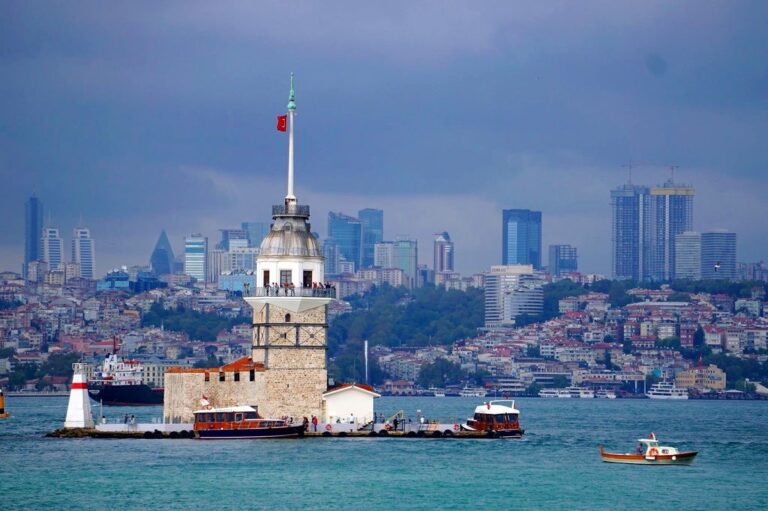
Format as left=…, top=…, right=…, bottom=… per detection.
left=646, top=381, right=688, bottom=400
left=88, top=354, right=164, bottom=406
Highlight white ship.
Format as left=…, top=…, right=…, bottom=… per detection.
left=566, top=386, right=595, bottom=398
left=459, top=386, right=487, bottom=398
left=595, top=388, right=617, bottom=399
left=646, top=382, right=689, bottom=400
left=538, top=388, right=572, bottom=398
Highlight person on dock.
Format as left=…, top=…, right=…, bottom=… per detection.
left=311, top=415, right=318, bottom=432
left=302, top=416, right=309, bottom=431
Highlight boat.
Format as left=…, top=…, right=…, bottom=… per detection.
left=428, top=387, right=446, bottom=397
left=88, top=354, right=163, bottom=406
left=566, top=386, right=595, bottom=398
left=599, top=433, right=697, bottom=465
left=538, top=388, right=572, bottom=398
left=193, top=405, right=304, bottom=439
left=595, top=388, right=617, bottom=399
left=646, top=382, right=689, bottom=400
left=459, top=385, right=487, bottom=398
left=0, top=388, right=9, bottom=419
left=461, top=400, right=524, bottom=438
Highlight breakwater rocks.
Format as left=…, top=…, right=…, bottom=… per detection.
left=46, top=428, right=195, bottom=439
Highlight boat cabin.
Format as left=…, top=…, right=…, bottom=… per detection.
left=636, top=433, right=681, bottom=457
left=465, top=400, right=522, bottom=433
left=193, top=405, right=281, bottom=432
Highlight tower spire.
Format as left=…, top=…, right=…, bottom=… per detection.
left=286, top=73, right=296, bottom=204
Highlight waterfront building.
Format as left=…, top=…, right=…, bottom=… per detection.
left=548, top=244, right=577, bottom=276
left=393, top=237, right=418, bottom=288
left=24, top=196, right=44, bottom=278
left=71, top=228, right=95, bottom=279
left=611, top=181, right=694, bottom=281
left=150, top=229, right=175, bottom=276
left=502, top=209, right=542, bottom=269
left=434, top=232, right=454, bottom=273
left=674, top=231, right=702, bottom=280
left=675, top=364, right=726, bottom=391
left=241, top=221, right=271, bottom=248
left=484, top=265, right=544, bottom=327
left=374, top=241, right=394, bottom=268
left=701, top=231, right=737, bottom=280
left=359, top=208, right=383, bottom=269
left=328, top=212, right=362, bottom=272
left=164, top=75, right=334, bottom=423
left=41, top=227, right=64, bottom=271
left=184, top=234, right=208, bottom=282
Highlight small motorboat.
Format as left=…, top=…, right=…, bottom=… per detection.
left=193, top=405, right=304, bottom=439
left=462, top=400, right=524, bottom=438
left=599, top=433, right=697, bottom=465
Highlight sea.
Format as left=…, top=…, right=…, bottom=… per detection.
left=1, top=396, right=767, bottom=511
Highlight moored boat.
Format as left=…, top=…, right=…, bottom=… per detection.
left=459, top=385, right=487, bottom=398
left=462, top=400, right=524, bottom=438
left=193, top=405, right=304, bottom=439
left=88, top=354, right=163, bottom=406
left=646, top=382, right=688, bottom=400
left=599, top=433, right=697, bottom=465
left=538, top=388, right=571, bottom=398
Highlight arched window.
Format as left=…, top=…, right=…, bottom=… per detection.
left=285, top=313, right=291, bottom=322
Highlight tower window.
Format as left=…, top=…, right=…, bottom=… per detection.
left=249, top=369, right=255, bottom=381
left=219, top=372, right=225, bottom=382
left=234, top=372, right=240, bottom=382
left=285, top=313, right=291, bottom=322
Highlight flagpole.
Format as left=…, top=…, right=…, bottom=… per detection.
left=286, top=73, right=297, bottom=204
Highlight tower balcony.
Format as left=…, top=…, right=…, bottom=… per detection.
left=272, top=204, right=310, bottom=218
left=243, top=285, right=336, bottom=299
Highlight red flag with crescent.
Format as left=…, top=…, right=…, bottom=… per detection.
left=276, top=115, right=287, bottom=132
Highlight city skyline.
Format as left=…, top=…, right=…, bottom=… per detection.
left=1, top=3, right=766, bottom=275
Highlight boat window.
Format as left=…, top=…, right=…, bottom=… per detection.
left=206, top=413, right=214, bottom=423
left=474, top=413, right=481, bottom=421
left=216, top=413, right=225, bottom=422
left=246, top=412, right=257, bottom=419
left=249, top=369, right=255, bottom=382
left=234, top=372, right=240, bottom=382
left=235, top=413, right=243, bottom=422
left=226, top=413, right=234, bottom=421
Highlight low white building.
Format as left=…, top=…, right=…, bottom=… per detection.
left=322, top=384, right=380, bottom=425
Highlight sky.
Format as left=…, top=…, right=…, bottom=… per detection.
left=1, top=1, right=766, bottom=276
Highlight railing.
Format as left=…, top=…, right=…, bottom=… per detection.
left=244, top=287, right=336, bottom=299
left=272, top=204, right=310, bottom=217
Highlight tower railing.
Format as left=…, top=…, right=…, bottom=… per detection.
left=244, top=286, right=336, bottom=299
left=272, top=204, right=310, bottom=217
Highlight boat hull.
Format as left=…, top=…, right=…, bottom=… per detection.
left=599, top=449, right=697, bottom=465
left=88, top=383, right=164, bottom=406
left=196, top=425, right=305, bottom=439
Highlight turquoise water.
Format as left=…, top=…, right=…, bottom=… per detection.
left=1, top=396, right=767, bottom=510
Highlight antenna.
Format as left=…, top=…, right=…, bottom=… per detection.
left=621, top=162, right=634, bottom=184
left=669, top=165, right=680, bottom=183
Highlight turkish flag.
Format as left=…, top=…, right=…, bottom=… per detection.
left=276, top=115, right=287, bottom=132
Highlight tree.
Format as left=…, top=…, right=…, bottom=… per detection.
left=416, top=358, right=464, bottom=388
left=551, top=375, right=569, bottom=388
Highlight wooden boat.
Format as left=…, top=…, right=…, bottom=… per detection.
left=193, top=405, right=304, bottom=439
left=599, top=433, right=697, bottom=465
left=462, top=400, right=524, bottom=438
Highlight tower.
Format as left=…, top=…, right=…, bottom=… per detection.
left=702, top=230, right=736, bottom=280
left=327, top=212, right=362, bottom=272
left=184, top=234, right=208, bottom=282
left=433, top=232, right=454, bottom=274
left=41, top=227, right=64, bottom=271
left=359, top=208, right=383, bottom=268
left=244, top=74, right=335, bottom=421
left=71, top=227, right=95, bottom=279
left=548, top=244, right=578, bottom=276
left=150, top=229, right=175, bottom=276
left=24, top=196, right=44, bottom=278
left=502, top=209, right=542, bottom=269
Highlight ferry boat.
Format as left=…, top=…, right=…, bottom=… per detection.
left=459, top=386, right=487, bottom=398
left=428, top=387, right=446, bottom=397
left=646, top=382, right=689, bottom=400
left=193, top=405, right=305, bottom=439
left=595, top=388, right=617, bottom=399
left=538, top=388, right=572, bottom=398
left=566, top=386, right=595, bottom=398
left=599, top=433, right=697, bottom=465
left=462, top=400, right=524, bottom=438
left=88, top=354, right=163, bottom=406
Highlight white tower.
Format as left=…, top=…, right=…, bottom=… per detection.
left=64, top=369, right=94, bottom=428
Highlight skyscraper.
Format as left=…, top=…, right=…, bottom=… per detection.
left=241, top=221, right=271, bottom=248
left=41, top=228, right=64, bottom=271
left=502, top=209, right=542, bottom=269
left=611, top=180, right=694, bottom=281
left=433, top=232, right=454, bottom=273
left=674, top=231, right=702, bottom=280
left=374, top=241, right=394, bottom=268
left=184, top=234, right=208, bottom=282
left=359, top=208, right=383, bottom=268
left=327, top=212, right=362, bottom=272
left=24, top=196, right=44, bottom=277
left=392, top=237, right=418, bottom=288
left=218, top=229, right=249, bottom=251
left=150, top=229, right=175, bottom=276
left=548, top=244, right=578, bottom=276
left=71, top=228, right=95, bottom=279
left=702, top=231, right=736, bottom=280
left=484, top=265, right=544, bottom=327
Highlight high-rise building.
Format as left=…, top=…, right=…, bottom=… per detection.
left=548, top=244, right=578, bottom=276
left=207, top=248, right=226, bottom=284
left=184, top=234, right=208, bottom=282
left=241, top=222, right=271, bottom=248
left=323, top=239, right=340, bottom=276
left=674, top=231, right=702, bottom=280
left=228, top=247, right=260, bottom=272
left=71, top=228, right=95, bottom=279
left=702, top=231, right=736, bottom=280
left=484, top=265, right=544, bottom=327
left=150, top=229, right=175, bottom=276
left=374, top=241, right=394, bottom=268
left=611, top=181, right=694, bottom=281
left=502, top=209, right=542, bottom=269
left=218, top=229, right=249, bottom=251
left=392, top=237, right=418, bottom=288
left=41, top=228, right=64, bottom=271
left=359, top=208, right=383, bottom=269
left=24, top=196, right=44, bottom=278
left=328, top=212, right=362, bottom=272
left=433, top=232, right=455, bottom=274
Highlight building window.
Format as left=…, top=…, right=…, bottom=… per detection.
left=249, top=369, right=255, bottom=382
left=204, top=372, right=210, bottom=382
left=219, top=372, right=225, bottom=382
left=285, top=313, right=291, bottom=322
left=263, top=270, right=270, bottom=287
left=280, top=270, right=292, bottom=286
left=234, top=372, right=240, bottom=382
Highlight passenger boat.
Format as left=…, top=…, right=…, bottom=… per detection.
left=646, top=382, right=688, bottom=400
left=193, top=405, right=305, bottom=439
left=566, top=386, right=595, bottom=398
left=595, top=388, right=617, bottom=399
left=462, top=400, right=524, bottom=438
left=538, top=388, right=571, bottom=398
left=459, top=385, right=487, bottom=398
left=599, top=433, right=697, bottom=465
